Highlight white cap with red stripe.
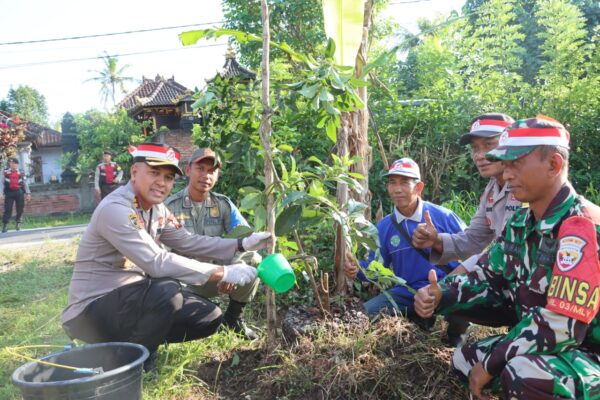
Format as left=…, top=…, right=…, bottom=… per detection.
left=384, top=158, right=421, bottom=180
left=129, top=143, right=183, bottom=175
left=486, top=115, right=570, bottom=161
left=459, top=113, right=514, bottom=145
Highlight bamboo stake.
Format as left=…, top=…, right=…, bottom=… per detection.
left=259, top=0, right=277, bottom=347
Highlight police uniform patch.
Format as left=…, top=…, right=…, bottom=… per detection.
left=210, top=206, right=220, bottom=218
left=122, top=258, right=134, bottom=269
left=167, top=211, right=182, bottom=229
left=177, top=213, right=189, bottom=222
left=128, top=212, right=143, bottom=230
left=390, top=235, right=401, bottom=247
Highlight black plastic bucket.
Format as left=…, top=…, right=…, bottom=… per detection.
left=11, top=342, right=149, bottom=400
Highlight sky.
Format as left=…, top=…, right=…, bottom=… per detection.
left=0, top=0, right=464, bottom=126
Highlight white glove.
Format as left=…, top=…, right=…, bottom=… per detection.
left=221, top=263, right=258, bottom=286
left=242, top=232, right=272, bottom=251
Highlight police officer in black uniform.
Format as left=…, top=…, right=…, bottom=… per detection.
left=94, top=150, right=123, bottom=201
left=1, top=157, right=31, bottom=232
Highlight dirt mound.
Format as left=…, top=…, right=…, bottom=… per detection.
left=195, top=315, right=500, bottom=399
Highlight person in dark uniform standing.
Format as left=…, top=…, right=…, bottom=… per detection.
left=1, top=157, right=31, bottom=233
left=94, top=150, right=123, bottom=201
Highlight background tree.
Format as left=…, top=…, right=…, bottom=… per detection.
left=67, top=109, right=146, bottom=181
left=184, top=0, right=600, bottom=305
left=0, top=86, right=49, bottom=125
left=222, top=0, right=326, bottom=68
left=0, top=116, right=27, bottom=162
left=533, top=0, right=600, bottom=191
left=86, top=53, right=136, bottom=108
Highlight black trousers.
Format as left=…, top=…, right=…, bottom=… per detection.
left=3, top=189, right=24, bottom=224
left=100, top=184, right=118, bottom=199
left=447, top=305, right=518, bottom=331
left=63, top=278, right=223, bottom=353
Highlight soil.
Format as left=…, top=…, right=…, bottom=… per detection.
left=281, top=297, right=370, bottom=343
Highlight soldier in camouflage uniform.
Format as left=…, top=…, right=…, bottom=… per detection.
left=415, top=116, right=600, bottom=399
left=165, top=147, right=260, bottom=340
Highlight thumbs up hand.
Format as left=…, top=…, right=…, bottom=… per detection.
left=412, top=210, right=441, bottom=250
left=415, top=269, right=443, bottom=318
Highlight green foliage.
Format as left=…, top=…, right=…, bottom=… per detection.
left=442, top=191, right=480, bottom=225
left=371, top=0, right=600, bottom=205
left=237, top=153, right=376, bottom=255
left=70, top=109, right=147, bottom=181
left=0, top=86, right=49, bottom=125
left=221, top=0, right=326, bottom=68
left=322, top=0, right=366, bottom=67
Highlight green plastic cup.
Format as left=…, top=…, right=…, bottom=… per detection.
left=257, top=253, right=296, bottom=293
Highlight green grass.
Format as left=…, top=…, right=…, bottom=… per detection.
left=17, top=213, right=91, bottom=230
left=442, top=191, right=479, bottom=225
left=0, top=244, right=75, bottom=400
left=0, top=241, right=499, bottom=400
left=0, top=242, right=267, bottom=400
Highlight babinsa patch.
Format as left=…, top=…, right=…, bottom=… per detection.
left=546, top=216, right=600, bottom=324
left=556, top=235, right=586, bottom=272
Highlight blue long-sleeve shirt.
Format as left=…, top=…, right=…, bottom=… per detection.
left=360, top=199, right=466, bottom=299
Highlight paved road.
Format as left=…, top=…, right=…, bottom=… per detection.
left=0, top=224, right=87, bottom=250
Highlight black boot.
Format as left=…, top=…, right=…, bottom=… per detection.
left=223, top=299, right=258, bottom=340
left=444, top=315, right=470, bottom=348
left=409, top=314, right=436, bottom=332
left=2, top=223, right=7, bottom=233
left=15, top=222, right=21, bottom=231
left=143, top=350, right=158, bottom=373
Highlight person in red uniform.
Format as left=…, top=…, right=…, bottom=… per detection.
left=94, top=150, right=123, bottom=201
left=1, top=157, right=31, bottom=233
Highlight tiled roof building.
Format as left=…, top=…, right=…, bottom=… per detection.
left=116, top=75, right=199, bottom=161
left=115, top=51, right=255, bottom=163
left=117, top=74, right=193, bottom=115
left=208, top=46, right=256, bottom=83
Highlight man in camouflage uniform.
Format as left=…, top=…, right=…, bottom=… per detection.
left=415, top=116, right=600, bottom=399
left=165, top=147, right=260, bottom=340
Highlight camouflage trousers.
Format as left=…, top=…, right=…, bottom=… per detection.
left=452, top=335, right=600, bottom=399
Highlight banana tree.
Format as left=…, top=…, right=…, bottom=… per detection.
left=322, top=0, right=374, bottom=294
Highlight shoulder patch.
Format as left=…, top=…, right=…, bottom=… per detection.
left=546, top=216, right=600, bottom=323
left=167, top=211, right=182, bottom=229
left=128, top=212, right=143, bottom=230
left=210, top=205, right=221, bottom=218
left=556, top=235, right=586, bottom=272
